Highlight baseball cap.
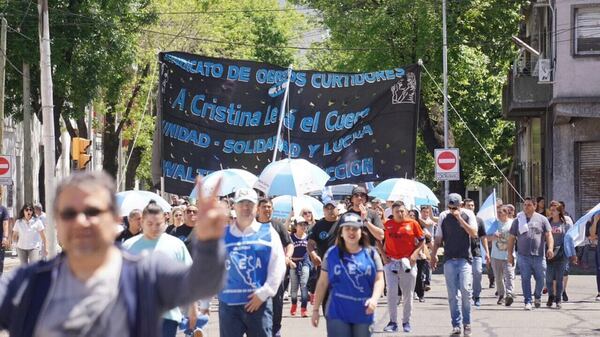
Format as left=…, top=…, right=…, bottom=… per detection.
left=351, top=186, right=368, bottom=196
left=294, top=216, right=308, bottom=224
left=338, top=212, right=364, bottom=228
left=448, top=193, right=462, bottom=207
left=233, top=188, right=258, bottom=204
left=323, top=198, right=338, bottom=207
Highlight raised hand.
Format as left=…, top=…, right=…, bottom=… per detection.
left=194, top=176, right=228, bottom=241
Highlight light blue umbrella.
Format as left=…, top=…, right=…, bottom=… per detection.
left=271, top=195, right=324, bottom=222
left=368, top=178, right=439, bottom=208
left=254, top=158, right=330, bottom=197
left=189, top=169, right=258, bottom=197
left=116, top=190, right=171, bottom=217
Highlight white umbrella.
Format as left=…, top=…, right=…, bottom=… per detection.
left=368, top=178, right=439, bottom=208
left=271, top=195, right=324, bottom=221
left=254, top=158, right=330, bottom=197
left=116, top=190, right=172, bottom=217
left=189, top=169, right=258, bottom=197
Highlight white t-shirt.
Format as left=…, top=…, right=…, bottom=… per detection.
left=14, top=217, right=45, bottom=250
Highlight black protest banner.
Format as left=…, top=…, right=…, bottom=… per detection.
left=156, top=51, right=419, bottom=196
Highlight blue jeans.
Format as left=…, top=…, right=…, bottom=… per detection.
left=443, top=258, right=472, bottom=327
left=546, top=257, right=567, bottom=299
left=595, top=244, right=600, bottom=293
left=219, top=300, right=273, bottom=337
left=0, top=249, right=5, bottom=276
left=290, top=262, right=310, bottom=308
left=517, top=254, right=546, bottom=304
left=162, top=319, right=178, bottom=337
left=326, top=319, right=371, bottom=337
left=472, top=256, right=483, bottom=299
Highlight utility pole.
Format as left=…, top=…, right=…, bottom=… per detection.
left=38, top=0, right=57, bottom=257
left=0, top=17, right=7, bottom=153
left=23, top=63, right=33, bottom=203
left=442, top=0, right=449, bottom=206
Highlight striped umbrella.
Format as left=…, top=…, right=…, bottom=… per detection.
left=271, top=195, right=324, bottom=222
left=254, top=158, right=330, bottom=197
left=116, top=190, right=172, bottom=217
left=189, top=169, right=258, bottom=197
left=368, top=178, right=439, bottom=208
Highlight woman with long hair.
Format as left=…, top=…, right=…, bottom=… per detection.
left=166, top=206, right=185, bottom=233
left=312, top=212, right=384, bottom=337
left=12, top=203, right=48, bottom=264
left=545, top=203, right=571, bottom=308
left=289, top=216, right=311, bottom=317
left=408, top=208, right=430, bottom=303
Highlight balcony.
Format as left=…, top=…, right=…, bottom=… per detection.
left=503, top=56, right=553, bottom=120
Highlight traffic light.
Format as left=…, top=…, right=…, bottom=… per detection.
left=71, top=137, right=92, bottom=170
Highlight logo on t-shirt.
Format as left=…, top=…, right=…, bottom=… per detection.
left=319, top=231, right=329, bottom=240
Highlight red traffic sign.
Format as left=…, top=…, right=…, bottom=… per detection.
left=437, top=151, right=457, bottom=171
left=0, top=157, right=9, bottom=176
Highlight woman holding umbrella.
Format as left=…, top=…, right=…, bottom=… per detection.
left=311, top=212, right=384, bottom=337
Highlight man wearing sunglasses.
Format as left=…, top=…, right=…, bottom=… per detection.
left=168, top=205, right=199, bottom=250
left=0, top=171, right=226, bottom=337
left=328, top=186, right=384, bottom=246
left=431, top=193, right=478, bottom=336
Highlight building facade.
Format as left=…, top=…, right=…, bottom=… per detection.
left=503, top=0, right=600, bottom=217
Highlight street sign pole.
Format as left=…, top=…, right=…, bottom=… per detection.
left=442, top=0, right=449, bottom=206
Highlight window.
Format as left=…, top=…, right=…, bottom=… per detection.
left=574, top=7, right=600, bottom=55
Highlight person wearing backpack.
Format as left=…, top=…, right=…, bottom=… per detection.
left=311, top=212, right=384, bottom=337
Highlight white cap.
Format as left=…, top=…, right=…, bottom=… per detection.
left=233, top=188, right=258, bottom=204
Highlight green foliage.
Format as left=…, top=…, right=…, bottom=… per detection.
left=297, top=0, right=520, bottom=189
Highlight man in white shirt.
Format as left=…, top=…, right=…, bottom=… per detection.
left=218, top=188, right=286, bottom=337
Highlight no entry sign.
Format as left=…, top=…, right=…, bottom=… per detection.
left=435, top=148, right=460, bottom=181
left=0, top=155, right=12, bottom=185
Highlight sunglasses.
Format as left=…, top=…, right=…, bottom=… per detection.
left=58, top=207, right=110, bottom=221
left=25, top=208, right=34, bottom=212
left=353, top=193, right=368, bottom=198
left=303, top=212, right=312, bottom=215
left=186, top=210, right=198, bottom=214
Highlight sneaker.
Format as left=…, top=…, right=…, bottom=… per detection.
left=473, top=298, right=481, bottom=307
left=505, top=295, right=514, bottom=307
left=413, top=293, right=419, bottom=300
left=534, top=298, right=541, bottom=308
left=489, top=282, right=495, bottom=288
left=524, top=303, right=533, bottom=310
left=497, top=296, right=505, bottom=305
left=562, top=291, right=569, bottom=302
left=542, top=287, right=548, bottom=294
left=596, top=293, right=600, bottom=301
left=451, top=326, right=462, bottom=335
left=301, top=308, right=308, bottom=317
left=424, top=285, right=431, bottom=292
left=464, top=324, right=472, bottom=336
left=419, top=297, right=425, bottom=303
left=290, top=303, right=297, bottom=316
left=193, top=329, right=205, bottom=337
left=383, top=321, right=399, bottom=332
left=403, top=322, right=411, bottom=333
left=555, top=301, right=562, bottom=309
left=546, top=295, right=554, bottom=307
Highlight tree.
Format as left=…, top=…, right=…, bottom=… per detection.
left=296, top=0, right=521, bottom=194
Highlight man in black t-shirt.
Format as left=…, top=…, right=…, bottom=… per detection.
left=115, top=209, right=142, bottom=244
left=256, top=197, right=293, bottom=337
left=307, top=199, right=339, bottom=312
left=327, top=186, right=384, bottom=246
left=0, top=202, right=9, bottom=276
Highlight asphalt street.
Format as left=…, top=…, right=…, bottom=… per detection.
left=2, top=254, right=599, bottom=337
